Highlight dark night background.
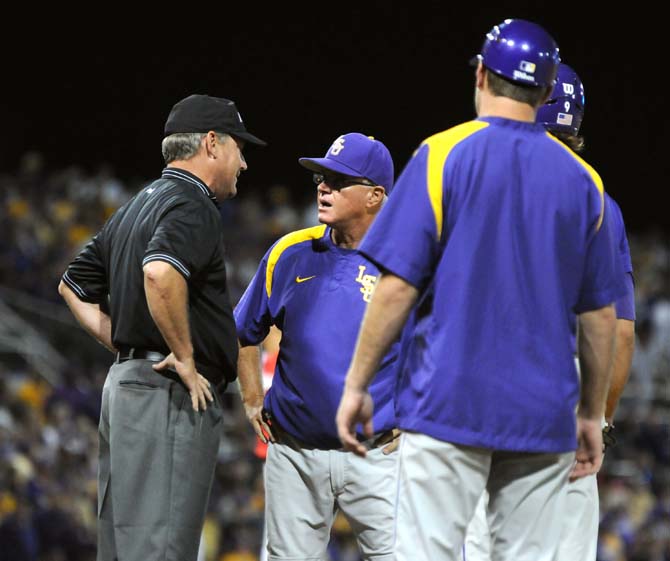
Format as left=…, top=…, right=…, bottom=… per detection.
left=2, top=6, right=666, bottom=236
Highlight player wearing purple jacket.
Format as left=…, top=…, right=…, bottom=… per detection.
left=336, top=19, right=626, bottom=561
left=462, top=62, right=637, bottom=561
left=541, top=63, right=635, bottom=561
left=235, top=133, right=399, bottom=561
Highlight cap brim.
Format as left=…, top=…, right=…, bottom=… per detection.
left=232, top=131, right=267, bottom=146
left=298, top=157, right=364, bottom=178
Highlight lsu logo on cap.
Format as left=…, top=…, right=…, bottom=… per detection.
left=329, top=136, right=346, bottom=156
left=519, top=61, right=536, bottom=74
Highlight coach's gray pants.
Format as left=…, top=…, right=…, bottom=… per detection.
left=264, top=431, right=398, bottom=561
left=97, top=359, right=223, bottom=561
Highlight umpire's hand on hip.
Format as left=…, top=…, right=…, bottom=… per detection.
left=153, top=353, right=213, bottom=412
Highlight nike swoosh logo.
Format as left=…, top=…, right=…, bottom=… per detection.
left=295, top=275, right=316, bottom=283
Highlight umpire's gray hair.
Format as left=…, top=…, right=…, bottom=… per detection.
left=161, top=132, right=231, bottom=164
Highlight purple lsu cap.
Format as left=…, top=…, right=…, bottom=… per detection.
left=298, top=133, right=395, bottom=193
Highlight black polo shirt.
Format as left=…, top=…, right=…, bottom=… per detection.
left=61, top=168, right=238, bottom=385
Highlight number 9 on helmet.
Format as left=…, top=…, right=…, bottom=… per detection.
left=536, top=62, right=585, bottom=136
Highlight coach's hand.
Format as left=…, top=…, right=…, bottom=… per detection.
left=337, top=384, right=375, bottom=457
left=244, top=403, right=275, bottom=444
left=154, top=353, right=213, bottom=412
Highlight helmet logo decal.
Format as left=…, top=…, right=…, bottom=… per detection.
left=512, top=60, right=537, bottom=82
left=562, top=83, right=575, bottom=95
left=330, top=136, right=346, bottom=156
left=557, top=113, right=573, bottom=126
left=519, top=61, right=536, bottom=73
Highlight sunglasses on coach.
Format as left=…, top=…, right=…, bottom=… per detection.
left=312, top=172, right=377, bottom=190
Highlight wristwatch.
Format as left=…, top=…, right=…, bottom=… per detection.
left=602, top=422, right=617, bottom=451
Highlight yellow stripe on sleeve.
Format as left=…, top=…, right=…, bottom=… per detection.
left=265, top=225, right=327, bottom=297
left=423, top=121, right=490, bottom=240
left=546, top=132, right=606, bottom=231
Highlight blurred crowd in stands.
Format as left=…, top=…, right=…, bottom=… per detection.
left=1, top=152, right=668, bottom=561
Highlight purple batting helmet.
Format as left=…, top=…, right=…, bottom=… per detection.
left=536, top=62, right=585, bottom=135
left=472, top=18, right=561, bottom=87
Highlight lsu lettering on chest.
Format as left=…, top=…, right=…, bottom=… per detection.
left=355, top=265, right=378, bottom=303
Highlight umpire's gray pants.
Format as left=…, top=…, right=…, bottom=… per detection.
left=97, top=359, right=223, bottom=561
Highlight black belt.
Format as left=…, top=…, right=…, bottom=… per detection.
left=264, top=409, right=397, bottom=450
left=115, top=347, right=228, bottom=394
left=116, top=348, right=167, bottom=363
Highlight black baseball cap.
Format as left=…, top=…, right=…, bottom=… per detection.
left=164, top=94, right=267, bottom=146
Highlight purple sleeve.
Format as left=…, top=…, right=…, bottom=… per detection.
left=615, top=273, right=636, bottom=320
left=607, top=196, right=634, bottom=274
left=358, top=145, right=441, bottom=289
left=234, top=256, right=272, bottom=346
left=575, top=196, right=628, bottom=313
left=605, top=196, right=635, bottom=320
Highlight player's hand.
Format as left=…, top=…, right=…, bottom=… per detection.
left=336, top=384, right=374, bottom=457
left=570, top=417, right=603, bottom=481
left=382, top=428, right=401, bottom=455
left=153, top=353, right=213, bottom=412
left=243, top=400, right=275, bottom=444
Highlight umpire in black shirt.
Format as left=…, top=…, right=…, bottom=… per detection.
left=58, top=93, right=266, bottom=561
